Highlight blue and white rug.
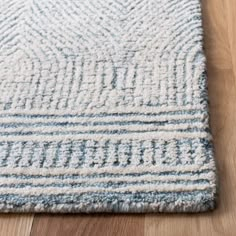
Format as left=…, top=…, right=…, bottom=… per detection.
left=0, top=0, right=217, bottom=212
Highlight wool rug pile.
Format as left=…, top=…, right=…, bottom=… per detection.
left=0, top=0, right=217, bottom=212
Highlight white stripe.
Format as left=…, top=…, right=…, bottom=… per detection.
left=0, top=131, right=211, bottom=141
left=0, top=122, right=205, bottom=133
left=0, top=113, right=205, bottom=124
left=0, top=105, right=204, bottom=116
left=0, top=162, right=215, bottom=176
left=0, top=183, right=215, bottom=195
left=0, top=172, right=215, bottom=186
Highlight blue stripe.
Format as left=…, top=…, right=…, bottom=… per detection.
left=0, top=168, right=213, bottom=179
left=0, top=118, right=204, bottom=128
left=0, top=190, right=215, bottom=213
left=0, top=179, right=210, bottom=189
left=0, top=109, right=206, bottom=118
left=0, top=128, right=208, bottom=136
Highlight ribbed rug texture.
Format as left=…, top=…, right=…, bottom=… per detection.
left=0, top=0, right=217, bottom=213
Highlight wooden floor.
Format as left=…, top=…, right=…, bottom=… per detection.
left=1, top=0, right=236, bottom=235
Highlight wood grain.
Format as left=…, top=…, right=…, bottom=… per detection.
left=224, top=0, right=236, bottom=74
left=0, top=0, right=236, bottom=235
left=0, top=214, right=33, bottom=236
left=30, top=214, right=144, bottom=236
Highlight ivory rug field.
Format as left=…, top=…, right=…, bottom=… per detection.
left=0, top=0, right=217, bottom=212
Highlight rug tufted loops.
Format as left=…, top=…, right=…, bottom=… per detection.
left=0, top=0, right=217, bottom=213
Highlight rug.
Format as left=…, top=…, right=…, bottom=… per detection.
left=0, top=0, right=217, bottom=213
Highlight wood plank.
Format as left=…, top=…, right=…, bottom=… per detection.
left=224, top=0, right=236, bottom=76
left=144, top=0, right=236, bottom=235
left=203, top=0, right=231, bottom=69
left=30, top=214, right=144, bottom=236
left=0, top=214, right=34, bottom=236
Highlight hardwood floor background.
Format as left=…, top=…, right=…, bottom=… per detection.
left=1, top=0, right=236, bottom=235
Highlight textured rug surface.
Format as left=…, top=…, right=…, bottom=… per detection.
left=0, top=0, right=216, bottom=213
